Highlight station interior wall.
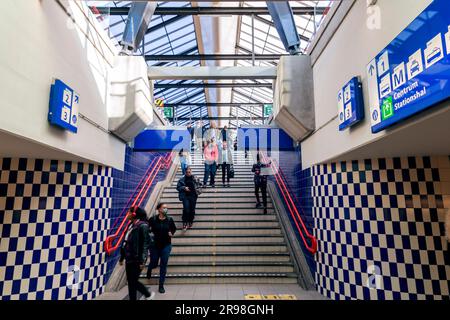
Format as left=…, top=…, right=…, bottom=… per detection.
left=0, top=0, right=125, bottom=169
left=273, top=0, right=450, bottom=300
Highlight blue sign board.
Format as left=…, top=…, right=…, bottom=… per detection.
left=134, top=128, right=191, bottom=151
left=337, top=77, right=365, bottom=131
left=237, top=126, right=295, bottom=151
left=367, top=0, right=450, bottom=133
left=48, top=79, right=79, bottom=133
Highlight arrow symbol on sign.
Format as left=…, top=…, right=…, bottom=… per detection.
left=74, top=95, right=79, bottom=104
left=369, top=64, right=375, bottom=76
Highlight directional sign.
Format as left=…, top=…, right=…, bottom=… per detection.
left=48, top=79, right=79, bottom=133
left=163, top=106, right=173, bottom=118
left=337, top=77, right=364, bottom=131
left=367, top=0, right=450, bottom=133
left=263, top=104, right=273, bottom=117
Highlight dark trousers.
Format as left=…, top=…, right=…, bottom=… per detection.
left=221, top=163, right=230, bottom=184
left=255, top=181, right=268, bottom=208
left=203, top=163, right=217, bottom=186
left=148, top=244, right=172, bottom=286
left=125, top=261, right=150, bottom=300
left=182, top=196, right=197, bottom=224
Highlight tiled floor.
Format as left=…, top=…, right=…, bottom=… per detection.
left=96, top=284, right=327, bottom=300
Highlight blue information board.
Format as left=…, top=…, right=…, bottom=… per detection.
left=134, top=128, right=191, bottom=151
left=337, top=77, right=365, bottom=131
left=367, top=0, right=450, bottom=133
left=48, top=79, right=79, bottom=133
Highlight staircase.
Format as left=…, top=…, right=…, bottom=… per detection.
left=142, top=150, right=298, bottom=284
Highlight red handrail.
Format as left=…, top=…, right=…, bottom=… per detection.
left=261, top=153, right=317, bottom=255
left=104, top=153, right=173, bottom=255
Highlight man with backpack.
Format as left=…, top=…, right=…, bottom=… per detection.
left=119, top=206, right=155, bottom=300
left=252, top=153, right=272, bottom=215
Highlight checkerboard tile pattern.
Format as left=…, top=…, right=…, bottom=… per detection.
left=311, top=156, right=450, bottom=300
left=0, top=158, right=113, bottom=300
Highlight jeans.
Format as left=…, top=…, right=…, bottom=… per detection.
left=255, top=180, right=268, bottom=208
left=182, top=196, right=197, bottom=224
left=125, top=261, right=150, bottom=300
left=221, top=163, right=230, bottom=184
left=181, top=162, right=188, bottom=175
left=203, top=162, right=217, bottom=185
left=147, top=244, right=172, bottom=286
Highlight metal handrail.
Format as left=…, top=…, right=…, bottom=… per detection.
left=262, top=153, right=317, bottom=255
left=104, top=153, right=173, bottom=255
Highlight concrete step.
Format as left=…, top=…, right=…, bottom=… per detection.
left=162, top=187, right=258, bottom=193
left=169, top=228, right=281, bottom=236
left=166, top=202, right=274, bottom=209
left=173, top=220, right=279, bottom=227
left=176, top=208, right=275, bottom=214
left=171, top=243, right=288, bottom=254
left=171, top=235, right=285, bottom=244
left=170, top=221, right=279, bottom=228
left=147, top=263, right=295, bottom=274
left=141, top=272, right=298, bottom=284
left=166, top=209, right=275, bottom=215
left=161, top=196, right=272, bottom=203
left=169, top=215, right=277, bottom=222
left=169, top=252, right=291, bottom=264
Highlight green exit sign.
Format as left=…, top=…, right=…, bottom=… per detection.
left=163, top=107, right=173, bottom=118
left=264, top=104, right=273, bottom=116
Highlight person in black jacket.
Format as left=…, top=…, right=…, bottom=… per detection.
left=252, top=153, right=272, bottom=215
left=176, top=166, right=200, bottom=230
left=146, top=203, right=177, bottom=294
left=119, top=206, right=155, bottom=300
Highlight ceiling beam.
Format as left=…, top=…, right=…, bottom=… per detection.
left=154, top=83, right=273, bottom=89
left=145, top=53, right=287, bottom=61
left=167, top=116, right=267, bottom=121
left=91, top=7, right=329, bottom=16
left=148, top=66, right=277, bottom=80
left=164, top=103, right=269, bottom=108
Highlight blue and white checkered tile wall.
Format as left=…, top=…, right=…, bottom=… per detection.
left=0, top=158, right=113, bottom=300
left=0, top=149, right=169, bottom=300
left=310, top=156, right=450, bottom=300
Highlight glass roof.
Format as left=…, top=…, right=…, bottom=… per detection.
left=87, top=1, right=332, bottom=128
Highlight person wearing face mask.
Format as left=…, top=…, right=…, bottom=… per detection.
left=146, top=203, right=177, bottom=294
left=119, top=206, right=155, bottom=300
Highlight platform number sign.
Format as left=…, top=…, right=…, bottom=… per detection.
left=367, top=0, right=450, bottom=133
left=337, top=77, right=365, bottom=131
left=48, top=79, right=79, bottom=133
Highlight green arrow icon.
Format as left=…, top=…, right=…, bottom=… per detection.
left=381, top=97, right=394, bottom=120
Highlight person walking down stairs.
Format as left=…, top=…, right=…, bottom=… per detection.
left=179, top=149, right=191, bottom=176
left=252, top=153, right=272, bottom=215
left=203, top=139, right=218, bottom=188
left=119, top=206, right=155, bottom=300
left=146, top=203, right=176, bottom=294
left=218, top=139, right=233, bottom=187
left=176, top=166, right=201, bottom=230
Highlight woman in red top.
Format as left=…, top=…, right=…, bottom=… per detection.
left=203, top=138, right=219, bottom=187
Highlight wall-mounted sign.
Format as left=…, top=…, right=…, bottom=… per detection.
left=337, top=77, right=364, bottom=131
left=163, top=107, right=173, bottom=118
left=263, top=104, right=273, bottom=117
left=367, top=0, right=450, bottom=134
left=48, top=79, right=79, bottom=133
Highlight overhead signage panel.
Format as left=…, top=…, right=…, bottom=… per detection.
left=367, top=0, right=450, bottom=133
